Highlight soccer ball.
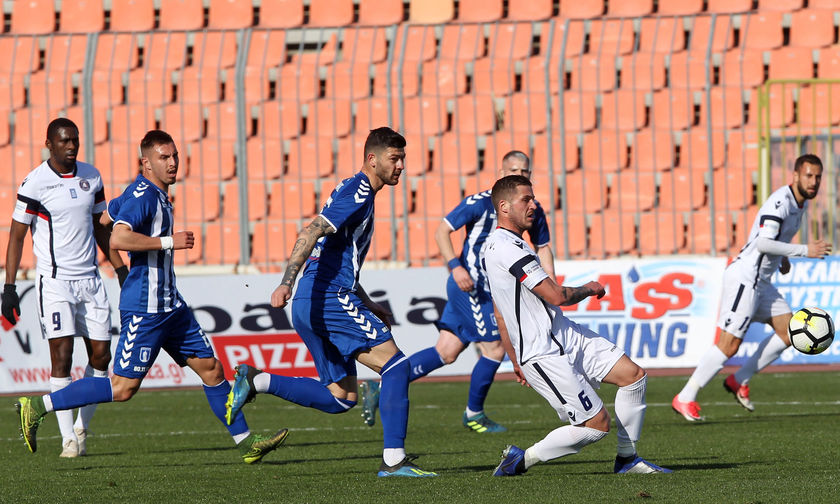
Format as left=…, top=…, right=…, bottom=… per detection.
left=788, top=307, right=834, bottom=355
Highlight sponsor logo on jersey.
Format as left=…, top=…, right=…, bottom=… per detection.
left=69, top=188, right=78, bottom=199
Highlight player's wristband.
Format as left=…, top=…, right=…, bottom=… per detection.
left=160, top=236, right=174, bottom=250
left=447, top=258, right=461, bottom=271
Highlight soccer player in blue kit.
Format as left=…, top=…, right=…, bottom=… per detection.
left=224, top=127, right=437, bottom=477
left=360, top=151, right=556, bottom=433
left=15, top=130, right=287, bottom=464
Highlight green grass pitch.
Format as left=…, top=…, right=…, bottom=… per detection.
left=3, top=371, right=839, bottom=503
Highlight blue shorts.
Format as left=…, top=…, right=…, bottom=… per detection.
left=292, top=291, right=393, bottom=385
left=113, top=304, right=213, bottom=379
left=435, top=276, right=499, bottom=344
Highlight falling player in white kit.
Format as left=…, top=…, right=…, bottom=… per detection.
left=1, top=118, right=127, bottom=458
left=484, top=175, right=671, bottom=476
left=672, top=154, right=831, bottom=421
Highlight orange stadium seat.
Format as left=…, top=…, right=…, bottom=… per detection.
left=205, top=101, right=240, bottom=141
left=608, top=0, right=652, bottom=17
left=245, top=138, right=284, bottom=179
left=508, top=0, right=553, bottom=21
left=0, top=74, right=26, bottom=110
left=377, top=182, right=410, bottom=219
left=109, top=0, right=155, bottom=31
left=630, top=129, right=674, bottom=171
left=688, top=15, right=736, bottom=54
left=0, top=37, right=39, bottom=75
left=483, top=133, right=529, bottom=170
left=414, top=176, right=463, bottom=217
left=431, top=132, right=479, bottom=176
left=520, top=57, right=561, bottom=94
left=409, top=0, right=454, bottom=24
left=458, top=0, right=502, bottom=22
left=564, top=171, right=607, bottom=213
left=286, top=135, right=335, bottom=179
left=94, top=34, right=139, bottom=74
left=757, top=0, right=803, bottom=10
left=204, top=221, right=241, bottom=265
left=94, top=141, right=141, bottom=185
left=109, top=105, right=156, bottom=143
left=250, top=220, right=299, bottom=265
left=789, top=9, right=836, bottom=48
left=745, top=86, right=795, bottom=128
left=600, top=90, right=647, bottom=131
left=659, top=167, right=705, bottom=211
left=588, top=19, right=635, bottom=56
left=269, top=180, right=317, bottom=220
left=472, top=57, right=516, bottom=96
left=810, top=0, right=840, bottom=7
left=613, top=170, right=657, bottom=212
left=685, top=212, right=732, bottom=254
left=638, top=210, right=685, bottom=255
left=399, top=96, right=448, bottom=135
left=158, top=0, right=205, bottom=31
left=323, top=62, right=371, bottom=100
left=246, top=30, right=287, bottom=69
left=581, top=130, right=628, bottom=173
left=257, top=100, right=300, bottom=140
left=619, top=53, right=666, bottom=91
left=59, top=0, right=104, bottom=32
left=177, top=66, right=222, bottom=103
left=487, top=22, right=534, bottom=61
left=439, top=24, right=485, bottom=61
left=125, top=68, right=173, bottom=107
left=658, top=0, right=703, bottom=15
left=742, top=12, right=784, bottom=50
left=10, top=0, right=55, bottom=34
left=567, top=54, right=617, bottom=91
left=712, top=169, right=755, bottom=210
left=539, top=20, right=586, bottom=60
left=817, top=46, right=840, bottom=79
left=358, top=0, right=404, bottom=26
left=733, top=204, right=759, bottom=246
left=553, top=211, right=587, bottom=258
left=697, top=87, right=748, bottom=129
left=682, top=129, right=726, bottom=170
left=172, top=221, right=203, bottom=265
left=44, top=34, right=89, bottom=73
left=556, top=92, right=597, bottom=132
left=355, top=97, right=393, bottom=135
left=0, top=113, right=9, bottom=147
left=668, top=51, right=708, bottom=90
left=588, top=210, right=637, bottom=257
left=27, top=72, right=74, bottom=109
left=719, top=49, right=765, bottom=89
left=192, top=31, right=238, bottom=69
left=532, top=133, right=579, bottom=173
left=372, top=61, right=420, bottom=97
left=403, top=134, right=433, bottom=177
left=306, top=99, right=352, bottom=138
left=452, top=95, right=496, bottom=135
left=175, top=180, right=220, bottom=223
left=258, top=0, right=303, bottom=28
left=276, top=61, right=320, bottom=102
left=407, top=217, right=442, bottom=263
left=560, top=0, right=604, bottom=19
left=706, top=0, right=752, bottom=12
left=726, top=130, right=759, bottom=170
left=341, top=27, right=388, bottom=64
left=158, top=102, right=203, bottom=142
left=143, top=32, right=188, bottom=70
left=208, top=0, right=253, bottom=29
left=187, top=139, right=236, bottom=181
left=392, top=25, right=437, bottom=62
left=504, top=93, right=547, bottom=134
left=308, top=0, right=354, bottom=27
left=797, top=84, right=840, bottom=127
left=767, top=47, right=815, bottom=81
left=421, top=59, right=467, bottom=97
left=224, top=180, right=268, bottom=222
left=639, top=17, right=685, bottom=54
left=63, top=104, right=106, bottom=147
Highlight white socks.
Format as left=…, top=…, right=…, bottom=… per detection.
left=253, top=372, right=271, bottom=393
left=678, top=345, right=728, bottom=402
left=614, top=374, right=647, bottom=458
left=526, top=425, right=607, bottom=468
left=50, top=376, right=75, bottom=441
left=734, top=334, right=788, bottom=385
left=383, top=447, right=406, bottom=466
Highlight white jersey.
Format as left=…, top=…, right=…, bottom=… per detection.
left=12, top=161, right=106, bottom=280
left=728, top=185, right=806, bottom=287
left=484, top=226, right=569, bottom=364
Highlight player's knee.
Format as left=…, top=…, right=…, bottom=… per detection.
left=111, top=384, right=138, bottom=402
left=583, top=407, right=611, bottom=433
left=90, top=352, right=111, bottom=370
left=483, top=344, right=506, bottom=361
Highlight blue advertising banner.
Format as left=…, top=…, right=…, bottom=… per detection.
left=728, top=256, right=840, bottom=366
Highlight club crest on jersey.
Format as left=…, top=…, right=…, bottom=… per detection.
left=78, top=179, right=90, bottom=191
left=139, top=346, right=152, bottom=363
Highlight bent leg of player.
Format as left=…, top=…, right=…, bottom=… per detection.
left=464, top=355, right=505, bottom=433
left=74, top=365, right=107, bottom=455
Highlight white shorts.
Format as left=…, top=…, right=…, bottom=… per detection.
left=36, top=275, right=112, bottom=341
left=716, top=275, right=790, bottom=339
left=522, top=324, right=624, bottom=426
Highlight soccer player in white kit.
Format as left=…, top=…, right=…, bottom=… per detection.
left=672, top=154, right=831, bottom=421
left=1, top=118, right=127, bottom=457
left=484, top=175, right=671, bottom=476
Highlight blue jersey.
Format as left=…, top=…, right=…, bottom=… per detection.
left=444, top=190, right=550, bottom=294
left=296, top=172, right=376, bottom=295
left=111, top=174, right=183, bottom=313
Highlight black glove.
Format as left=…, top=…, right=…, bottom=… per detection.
left=115, top=266, right=129, bottom=287
left=1, top=283, right=20, bottom=326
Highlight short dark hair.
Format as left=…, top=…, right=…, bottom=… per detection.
left=46, top=117, right=78, bottom=141
left=794, top=154, right=822, bottom=172
left=363, top=127, right=406, bottom=159
left=502, top=150, right=529, bottom=168
left=491, top=174, right=532, bottom=211
left=140, top=130, right=175, bottom=156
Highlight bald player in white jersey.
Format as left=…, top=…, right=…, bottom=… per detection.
left=483, top=175, right=671, bottom=476
left=2, top=118, right=126, bottom=457
left=672, top=154, right=832, bottom=422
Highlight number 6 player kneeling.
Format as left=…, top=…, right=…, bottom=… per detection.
left=484, top=175, right=671, bottom=476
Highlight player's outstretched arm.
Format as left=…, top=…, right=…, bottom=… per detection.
left=435, top=220, right=473, bottom=292
left=271, top=215, right=334, bottom=308
left=110, top=223, right=194, bottom=252
left=493, top=302, right=527, bottom=387
left=806, top=239, right=832, bottom=258
left=531, top=278, right=605, bottom=307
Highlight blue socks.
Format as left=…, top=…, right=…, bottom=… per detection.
left=379, top=351, right=410, bottom=449
left=468, top=356, right=501, bottom=413
left=49, top=376, right=113, bottom=411
left=267, top=374, right=356, bottom=414
left=408, top=347, right=445, bottom=381
left=203, top=381, right=249, bottom=436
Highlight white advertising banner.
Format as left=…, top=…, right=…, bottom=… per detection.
left=0, top=258, right=727, bottom=394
